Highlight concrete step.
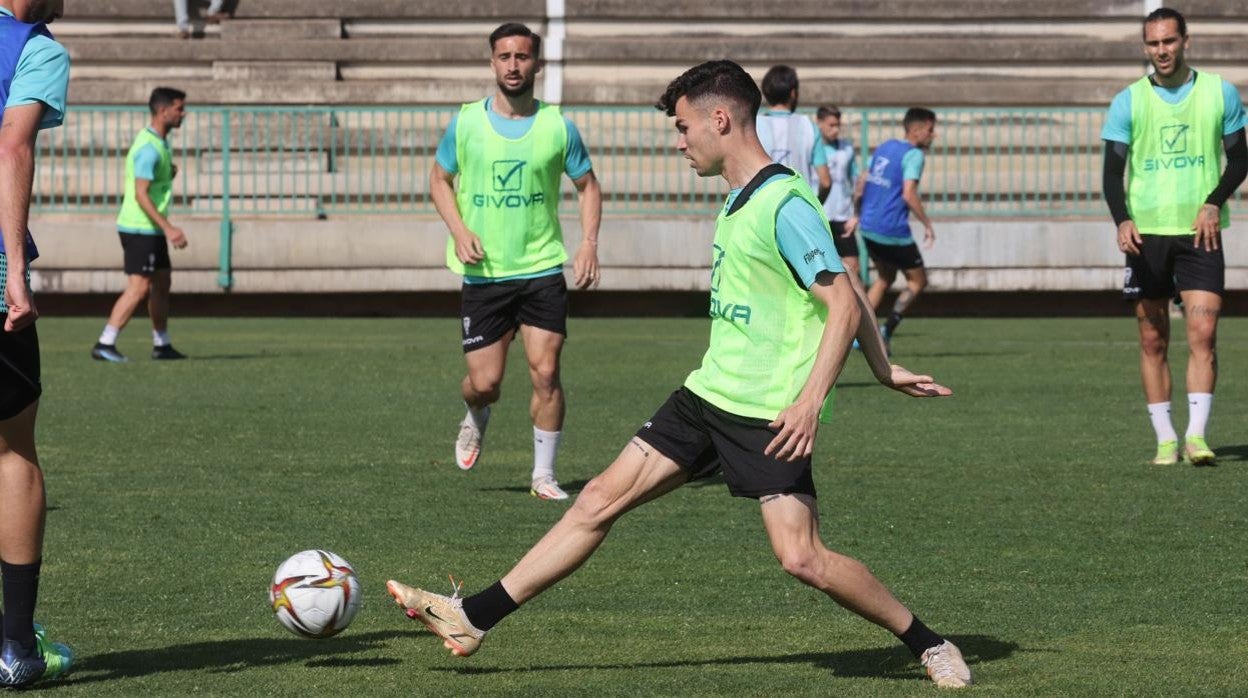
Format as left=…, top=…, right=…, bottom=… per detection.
left=565, top=0, right=1244, bottom=20
left=86, top=0, right=543, bottom=20
left=220, top=19, right=342, bottom=41
left=211, top=61, right=338, bottom=82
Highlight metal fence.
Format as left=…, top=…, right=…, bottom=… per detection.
left=33, top=105, right=1246, bottom=222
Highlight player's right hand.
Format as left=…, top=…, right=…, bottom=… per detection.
left=453, top=231, right=485, bottom=264
left=1117, top=220, right=1142, bottom=255
left=885, top=364, right=952, bottom=397
left=3, top=276, right=37, bottom=332
left=166, top=225, right=188, bottom=249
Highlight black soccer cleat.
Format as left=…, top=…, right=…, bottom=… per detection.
left=151, top=344, right=187, bottom=360
left=91, top=343, right=128, bottom=363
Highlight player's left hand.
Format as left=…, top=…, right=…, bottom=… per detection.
left=766, top=399, right=820, bottom=461
left=4, top=275, right=37, bottom=332
left=573, top=243, right=600, bottom=290
left=843, top=216, right=859, bottom=237
left=884, top=364, right=952, bottom=397
left=1192, top=203, right=1221, bottom=252
left=922, top=224, right=936, bottom=250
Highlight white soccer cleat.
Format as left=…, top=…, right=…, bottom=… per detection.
left=454, top=407, right=489, bottom=470
left=386, top=578, right=485, bottom=657
left=921, top=640, right=972, bottom=688
left=530, top=477, right=569, bottom=501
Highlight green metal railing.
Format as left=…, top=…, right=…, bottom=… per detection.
left=33, top=105, right=1245, bottom=286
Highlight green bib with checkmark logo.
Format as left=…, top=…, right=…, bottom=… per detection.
left=1127, top=71, right=1228, bottom=235
left=117, top=128, right=174, bottom=235
left=450, top=99, right=568, bottom=277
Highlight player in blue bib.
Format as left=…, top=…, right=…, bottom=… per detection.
left=0, top=0, right=73, bottom=687
left=858, top=108, right=938, bottom=352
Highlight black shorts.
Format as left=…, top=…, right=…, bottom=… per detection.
left=1123, top=234, right=1224, bottom=300
left=460, top=273, right=568, bottom=352
left=0, top=319, right=41, bottom=421
left=864, top=238, right=925, bottom=271
left=119, top=232, right=171, bottom=275
left=635, top=386, right=816, bottom=499
left=830, top=221, right=859, bottom=258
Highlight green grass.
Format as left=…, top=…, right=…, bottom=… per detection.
left=24, top=316, right=1248, bottom=695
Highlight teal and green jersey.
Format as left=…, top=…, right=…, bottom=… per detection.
left=685, top=170, right=845, bottom=421
left=116, top=127, right=174, bottom=235
left=444, top=98, right=589, bottom=280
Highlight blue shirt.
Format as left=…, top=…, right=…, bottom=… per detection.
left=1101, top=72, right=1247, bottom=143
left=436, top=97, right=593, bottom=180
left=0, top=8, right=67, bottom=130
left=724, top=173, right=845, bottom=289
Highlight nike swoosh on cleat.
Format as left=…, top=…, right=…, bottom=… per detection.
left=423, top=605, right=449, bottom=624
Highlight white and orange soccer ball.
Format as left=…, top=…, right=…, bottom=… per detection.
left=270, top=550, right=362, bottom=638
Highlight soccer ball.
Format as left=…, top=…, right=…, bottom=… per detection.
left=270, top=549, right=362, bottom=638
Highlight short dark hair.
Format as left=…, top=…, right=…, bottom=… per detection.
left=655, top=60, right=762, bottom=122
left=760, top=65, right=799, bottom=106
left=1144, top=7, right=1186, bottom=39
left=149, top=87, right=186, bottom=114
left=816, top=105, right=842, bottom=121
left=903, top=107, right=936, bottom=130
left=489, top=22, right=542, bottom=58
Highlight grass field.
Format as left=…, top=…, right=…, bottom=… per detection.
left=23, top=316, right=1248, bottom=695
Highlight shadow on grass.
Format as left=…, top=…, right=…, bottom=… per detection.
left=436, top=634, right=1017, bottom=681
left=64, top=630, right=418, bottom=686
left=479, top=479, right=591, bottom=496
left=1212, top=444, right=1248, bottom=463
left=188, top=353, right=280, bottom=361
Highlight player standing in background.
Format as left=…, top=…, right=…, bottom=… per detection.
left=92, top=87, right=189, bottom=363
left=388, top=60, right=971, bottom=689
left=1102, top=7, right=1246, bottom=465
left=859, top=108, right=938, bottom=353
left=817, top=105, right=861, bottom=277
left=756, top=65, right=830, bottom=202
left=430, top=22, right=602, bottom=500
left=0, top=0, right=73, bottom=686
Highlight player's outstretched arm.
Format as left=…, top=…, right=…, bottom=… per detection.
left=0, top=103, right=44, bottom=331
left=571, top=170, right=602, bottom=289
left=844, top=269, right=952, bottom=398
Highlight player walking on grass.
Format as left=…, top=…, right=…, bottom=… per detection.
left=1102, top=7, right=1246, bottom=466
left=0, top=0, right=73, bottom=686
left=859, top=108, right=938, bottom=353
left=92, top=87, right=190, bottom=363
left=431, top=23, right=602, bottom=501
left=389, top=60, right=972, bottom=689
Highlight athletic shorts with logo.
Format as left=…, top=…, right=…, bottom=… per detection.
left=1122, top=234, right=1224, bottom=300
left=635, top=386, right=817, bottom=499
left=864, top=238, right=924, bottom=271
left=830, top=220, right=859, bottom=258
left=460, top=273, right=568, bottom=353
left=119, top=232, right=172, bottom=275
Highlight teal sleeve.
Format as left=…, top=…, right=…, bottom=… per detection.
left=131, top=144, right=161, bottom=181
left=1101, top=88, right=1132, bottom=143
left=564, top=117, right=593, bottom=180
left=848, top=152, right=858, bottom=180
left=775, top=197, right=845, bottom=289
left=902, top=148, right=925, bottom=181
left=5, top=36, right=69, bottom=130
left=811, top=135, right=828, bottom=167
left=1222, top=79, right=1246, bottom=135
left=435, top=114, right=459, bottom=174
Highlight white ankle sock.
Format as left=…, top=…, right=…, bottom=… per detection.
left=466, top=403, right=490, bottom=431
left=1147, top=402, right=1178, bottom=443
left=99, top=325, right=120, bottom=345
left=1186, top=393, right=1213, bottom=439
left=532, top=427, right=561, bottom=482
left=153, top=329, right=171, bottom=347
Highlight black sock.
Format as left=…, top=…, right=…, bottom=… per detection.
left=1, top=560, right=40, bottom=650
left=884, top=312, right=904, bottom=337
left=896, top=615, right=945, bottom=659
left=460, top=581, right=518, bottom=632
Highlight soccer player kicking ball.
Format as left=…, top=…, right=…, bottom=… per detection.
left=388, top=60, right=971, bottom=689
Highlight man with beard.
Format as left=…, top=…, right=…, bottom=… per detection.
left=0, top=0, right=73, bottom=686
left=431, top=22, right=602, bottom=500
left=1102, top=7, right=1246, bottom=466
left=92, top=87, right=191, bottom=363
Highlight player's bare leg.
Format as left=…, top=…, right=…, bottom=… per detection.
left=105, top=274, right=151, bottom=334
left=883, top=266, right=927, bottom=343
left=1179, top=290, right=1220, bottom=463
left=866, top=263, right=896, bottom=312
left=0, top=404, right=45, bottom=565
left=148, top=269, right=171, bottom=335
left=760, top=493, right=970, bottom=687
left=1135, top=298, right=1179, bottom=463
left=455, top=331, right=512, bottom=470
left=519, top=325, right=568, bottom=498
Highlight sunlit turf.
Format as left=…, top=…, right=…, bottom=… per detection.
left=26, top=316, right=1248, bottom=695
